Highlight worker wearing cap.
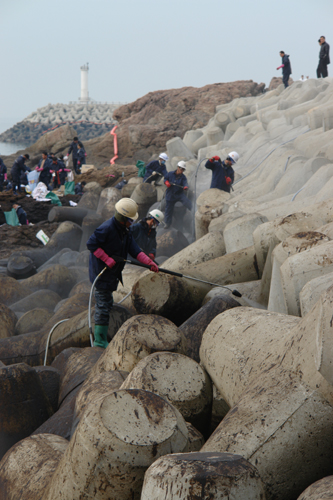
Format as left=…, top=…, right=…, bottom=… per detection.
left=11, top=154, right=30, bottom=194
left=205, top=151, right=239, bottom=193
left=87, top=198, right=159, bottom=349
left=164, top=161, right=192, bottom=229
left=143, top=153, right=169, bottom=183
left=130, top=209, right=164, bottom=260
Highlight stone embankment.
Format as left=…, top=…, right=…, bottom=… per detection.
left=1, top=77, right=333, bottom=499
left=0, top=102, right=120, bottom=144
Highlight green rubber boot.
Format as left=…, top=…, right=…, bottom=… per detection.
left=93, top=325, right=109, bottom=349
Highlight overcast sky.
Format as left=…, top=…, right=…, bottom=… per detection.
left=0, top=0, right=332, bottom=133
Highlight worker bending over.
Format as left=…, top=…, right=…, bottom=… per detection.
left=143, top=153, right=168, bottom=183
left=87, top=198, right=159, bottom=349
left=164, top=161, right=192, bottom=229
left=205, top=151, right=239, bottom=193
left=130, top=209, right=164, bottom=260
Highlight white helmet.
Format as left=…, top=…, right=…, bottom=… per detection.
left=149, top=209, right=164, bottom=224
left=115, top=198, right=139, bottom=220
left=159, top=153, right=169, bottom=161
left=177, top=161, right=186, bottom=170
left=227, top=151, right=239, bottom=164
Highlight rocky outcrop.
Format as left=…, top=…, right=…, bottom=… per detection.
left=111, top=81, right=265, bottom=163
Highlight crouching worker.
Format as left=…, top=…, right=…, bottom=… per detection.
left=87, top=198, right=159, bottom=349
left=130, top=209, right=164, bottom=260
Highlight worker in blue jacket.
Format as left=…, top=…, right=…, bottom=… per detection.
left=0, top=158, right=7, bottom=192
left=143, top=152, right=168, bottom=183
left=86, top=198, right=159, bottom=349
left=76, top=143, right=86, bottom=174
left=11, top=154, right=30, bottom=194
left=205, top=151, right=239, bottom=193
left=36, top=152, right=53, bottom=189
left=277, top=51, right=292, bottom=88
left=68, top=137, right=85, bottom=174
left=130, top=209, right=164, bottom=260
left=164, top=161, right=192, bottom=229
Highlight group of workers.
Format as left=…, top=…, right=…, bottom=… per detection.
left=143, top=150, right=239, bottom=228
left=87, top=149, right=240, bottom=349
left=0, top=135, right=86, bottom=195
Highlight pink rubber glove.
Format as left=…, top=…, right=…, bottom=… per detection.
left=276, top=64, right=284, bottom=69
left=64, top=168, right=71, bottom=172
left=183, top=186, right=188, bottom=190
left=137, top=251, right=159, bottom=272
left=35, top=167, right=41, bottom=171
left=59, top=169, right=63, bottom=172
left=77, top=161, right=80, bottom=165
left=93, top=248, right=116, bottom=268
left=4, top=174, right=7, bottom=180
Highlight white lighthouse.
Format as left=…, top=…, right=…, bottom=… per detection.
left=80, top=63, right=89, bottom=102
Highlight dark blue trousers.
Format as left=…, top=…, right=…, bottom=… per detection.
left=94, top=288, right=114, bottom=326
left=165, top=194, right=192, bottom=226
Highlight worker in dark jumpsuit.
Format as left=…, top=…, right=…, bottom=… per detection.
left=87, top=198, right=159, bottom=348
left=164, top=161, right=192, bottom=229
left=205, top=151, right=239, bottom=193
left=0, top=158, right=7, bottom=192
left=130, top=209, right=164, bottom=260
left=67, top=137, right=84, bottom=174
left=143, top=153, right=168, bottom=183
left=11, top=154, right=30, bottom=194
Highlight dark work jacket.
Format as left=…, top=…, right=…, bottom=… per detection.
left=20, top=166, right=31, bottom=185
left=143, top=160, right=167, bottom=181
left=320, top=42, right=330, bottom=64
left=282, top=54, right=292, bottom=75
left=39, top=163, right=52, bottom=186
left=130, top=219, right=157, bottom=257
left=68, top=141, right=83, bottom=159
left=75, top=182, right=84, bottom=195
left=0, top=159, right=7, bottom=183
left=164, top=170, right=188, bottom=201
left=77, top=149, right=86, bottom=166
left=11, top=156, right=29, bottom=180
left=87, top=216, right=141, bottom=291
left=16, top=206, right=28, bottom=225
left=52, top=160, right=67, bottom=184
left=205, top=159, right=234, bottom=193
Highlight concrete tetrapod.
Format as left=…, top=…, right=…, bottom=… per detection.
left=131, top=183, right=157, bottom=219
left=300, top=275, right=333, bottom=316
left=87, top=314, right=182, bottom=377
left=0, top=363, right=53, bottom=459
left=132, top=272, right=211, bottom=325
left=42, top=390, right=189, bottom=500
left=224, top=212, right=268, bottom=253
left=179, top=295, right=241, bottom=362
left=201, top=365, right=333, bottom=500
left=0, top=433, right=68, bottom=500
left=268, top=231, right=330, bottom=314
left=195, top=188, right=231, bottom=240
left=71, top=369, right=128, bottom=435
left=48, top=206, right=93, bottom=226
left=141, top=452, right=266, bottom=500
left=161, top=231, right=226, bottom=272
left=297, top=475, right=333, bottom=499
left=280, top=240, right=333, bottom=316
left=121, top=352, right=212, bottom=436
left=199, top=307, right=300, bottom=407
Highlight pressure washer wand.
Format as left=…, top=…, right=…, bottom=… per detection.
left=114, top=257, right=242, bottom=297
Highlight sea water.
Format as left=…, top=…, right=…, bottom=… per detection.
left=0, top=142, right=30, bottom=156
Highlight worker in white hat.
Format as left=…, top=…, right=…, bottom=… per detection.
left=205, top=152, right=239, bottom=193
left=164, top=161, right=192, bottom=229
left=143, top=152, right=169, bottom=184
left=87, top=198, right=159, bottom=348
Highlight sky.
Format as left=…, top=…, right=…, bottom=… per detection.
left=0, top=0, right=332, bottom=133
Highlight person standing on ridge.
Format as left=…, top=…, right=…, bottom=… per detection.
left=67, top=136, right=84, bottom=174
left=86, top=198, right=159, bottom=349
left=76, top=142, right=86, bottom=174
left=164, top=161, right=192, bottom=229
left=317, top=36, right=330, bottom=78
left=143, top=153, right=168, bottom=183
left=130, top=209, right=164, bottom=261
left=277, top=51, right=292, bottom=88
left=0, top=157, right=7, bottom=192
left=205, top=152, right=238, bottom=193
left=11, top=154, right=30, bottom=194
